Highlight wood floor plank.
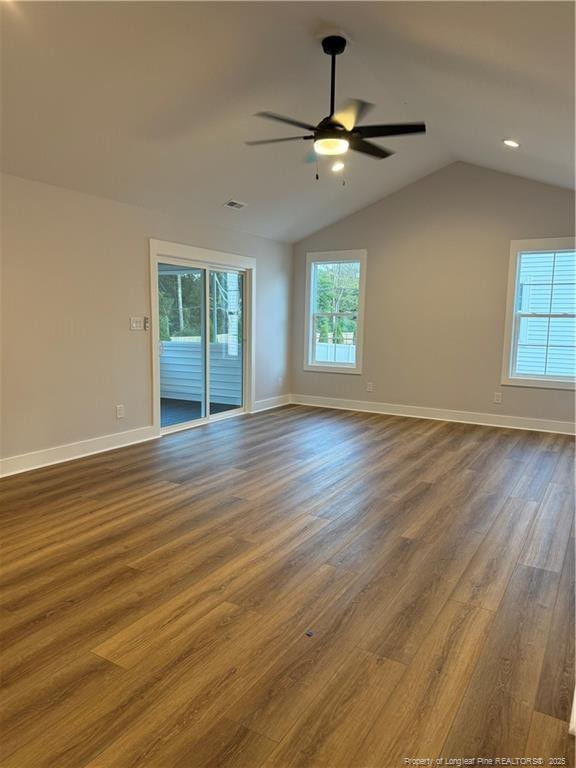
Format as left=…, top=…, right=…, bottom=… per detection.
left=535, top=538, right=575, bottom=722
left=350, top=599, right=494, bottom=767
left=442, top=563, right=560, bottom=759
left=136, top=718, right=278, bottom=768
left=0, top=653, right=125, bottom=760
left=398, top=468, right=479, bottom=541
left=452, top=496, right=538, bottom=611
left=520, top=482, right=574, bottom=572
left=512, top=448, right=562, bottom=502
left=524, top=711, right=575, bottom=764
left=359, top=514, right=485, bottom=664
left=261, top=649, right=405, bottom=768
left=327, top=481, right=434, bottom=572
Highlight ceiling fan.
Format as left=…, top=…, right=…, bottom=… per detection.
left=246, top=34, right=426, bottom=160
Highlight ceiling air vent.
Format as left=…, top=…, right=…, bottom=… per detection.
left=223, top=199, right=247, bottom=210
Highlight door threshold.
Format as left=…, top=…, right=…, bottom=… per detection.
left=160, top=408, right=246, bottom=436
left=209, top=407, right=245, bottom=423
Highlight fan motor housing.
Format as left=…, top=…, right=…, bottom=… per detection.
left=317, top=116, right=350, bottom=135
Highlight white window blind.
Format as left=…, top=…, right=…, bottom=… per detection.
left=505, top=245, right=575, bottom=387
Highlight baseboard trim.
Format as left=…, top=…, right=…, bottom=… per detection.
left=291, top=394, right=575, bottom=435
left=251, top=394, right=292, bottom=413
left=0, top=426, right=159, bottom=478
left=0, top=398, right=292, bottom=477
left=2, top=393, right=572, bottom=477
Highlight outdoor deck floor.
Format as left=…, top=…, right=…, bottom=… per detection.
left=160, top=398, right=237, bottom=427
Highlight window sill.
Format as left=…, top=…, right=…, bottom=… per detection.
left=501, top=376, right=575, bottom=391
left=304, top=364, right=362, bottom=375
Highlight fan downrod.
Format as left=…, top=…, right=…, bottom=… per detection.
left=321, top=36, right=347, bottom=116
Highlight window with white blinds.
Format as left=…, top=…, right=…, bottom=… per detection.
left=503, top=239, right=575, bottom=389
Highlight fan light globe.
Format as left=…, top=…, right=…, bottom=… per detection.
left=314, top=137, right=349, bottom=155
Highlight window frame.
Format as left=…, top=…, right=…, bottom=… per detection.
left=304, top=249, right=367, bottom=375
left=501, top=237, right=575, bottom=390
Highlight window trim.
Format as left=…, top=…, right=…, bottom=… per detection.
left=304, top=249, right=367, bottom=375
left=501, top=237, right=575, bottom=390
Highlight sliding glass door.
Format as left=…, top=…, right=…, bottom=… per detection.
left=156, top=261, right=244, bottom=431
left=158, top=263, right=206, bottom=427
left=209, top=270, right=244, bottom=417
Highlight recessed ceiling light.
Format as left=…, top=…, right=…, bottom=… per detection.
left=331, top=161, right=345, bottom=172
left=503, top=138, right=520, bottom=149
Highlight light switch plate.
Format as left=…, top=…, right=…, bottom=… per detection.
left=130, top=317, right=144, bottom=331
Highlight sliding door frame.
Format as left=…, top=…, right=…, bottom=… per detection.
left=149, top=239, right=256, bottom=436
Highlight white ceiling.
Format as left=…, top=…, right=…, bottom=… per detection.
left=1, top=2, right=573, bottom=242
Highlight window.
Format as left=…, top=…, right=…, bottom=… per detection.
left=502, top=238, right=575, bottom=389
left=304, top=250, right=366, bottom=374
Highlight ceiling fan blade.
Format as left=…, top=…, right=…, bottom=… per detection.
left=356, top=122, right=426, bottom=138
left=349, top=137, right=394, bottom=159
left=246, top=135, right=314, bottom=145
left=333, top=99, right=374, bottom=131
left=255, top=112, right=316, bottom=132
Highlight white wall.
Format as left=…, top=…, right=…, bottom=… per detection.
left=0, top=173, right=292, bottom=459
left=292, top=162, right=575, bottom=427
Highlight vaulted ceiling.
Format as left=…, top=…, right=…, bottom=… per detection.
left=1, top=2, right=573, bottom=241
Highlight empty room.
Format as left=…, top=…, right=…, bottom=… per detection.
left=1, top=2, right=574, bottom=766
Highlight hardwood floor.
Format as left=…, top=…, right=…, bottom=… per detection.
left=0, top=405, right=574, bottom=767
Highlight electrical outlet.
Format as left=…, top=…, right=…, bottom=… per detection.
left=116, top=404, right=125, bottom=419
left=493, top=392, right=503, bottom=404
left=366, top=382, right=376, bottom=393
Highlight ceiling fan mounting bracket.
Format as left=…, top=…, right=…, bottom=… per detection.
left=321, top=35, right=347, bottom=57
